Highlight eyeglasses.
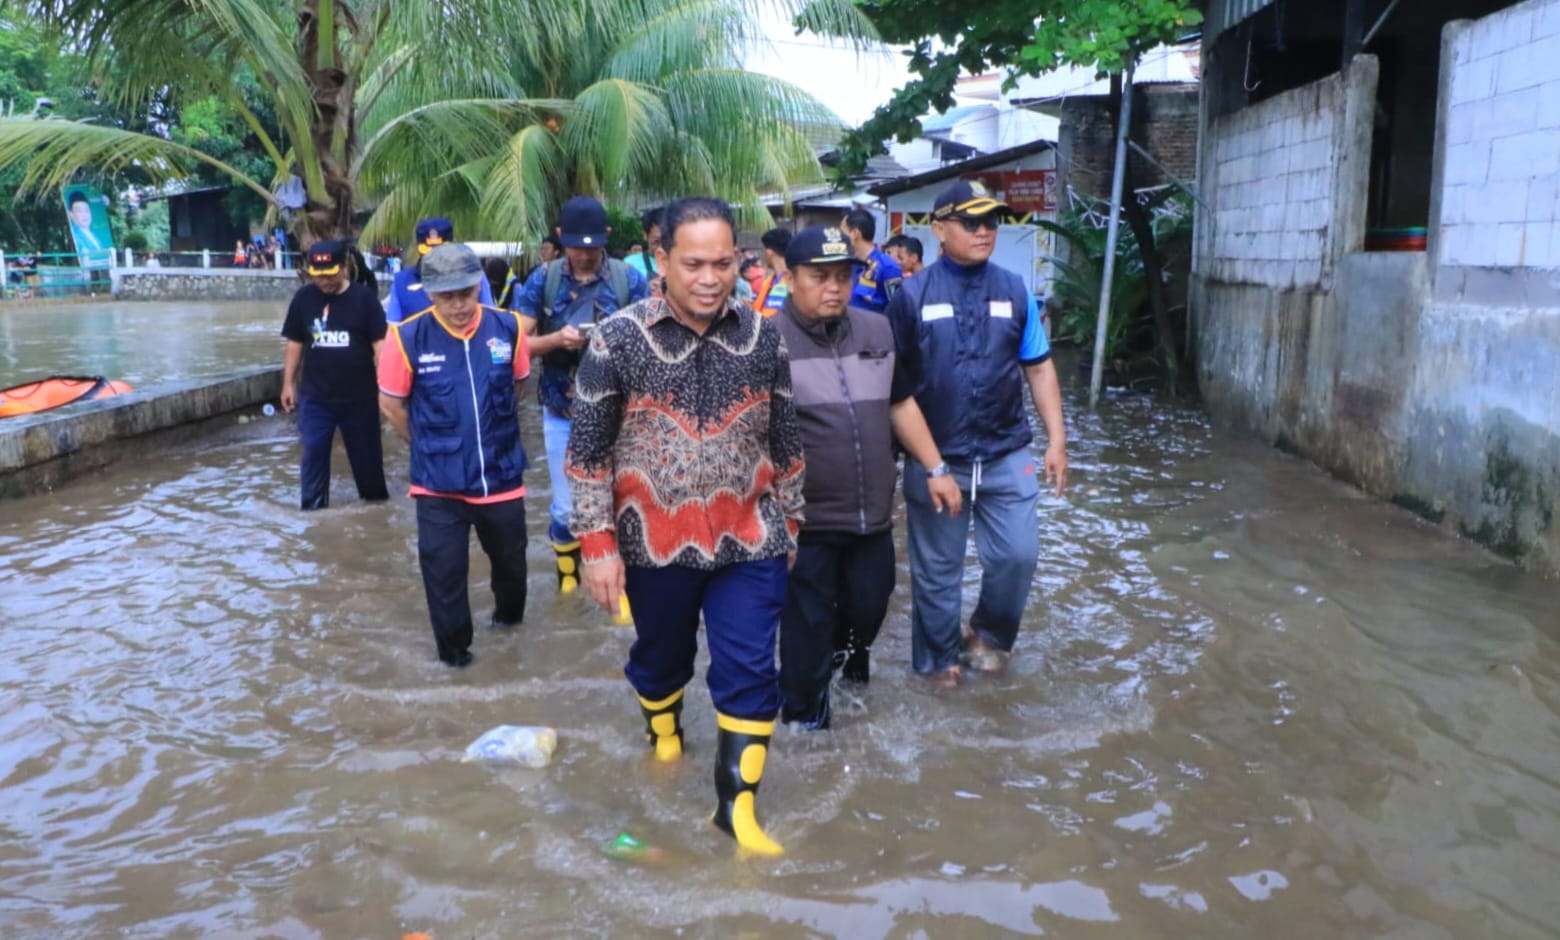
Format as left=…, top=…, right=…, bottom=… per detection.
left=956, top=216, right=1000, bottom=233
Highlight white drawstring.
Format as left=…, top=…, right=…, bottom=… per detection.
left=970, top=458, right=983, bottom=506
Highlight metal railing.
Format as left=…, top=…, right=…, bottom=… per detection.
left=0, top=251, right=105, bottom=300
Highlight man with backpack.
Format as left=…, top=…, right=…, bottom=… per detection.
left=512, top=196, right=650, bottom=599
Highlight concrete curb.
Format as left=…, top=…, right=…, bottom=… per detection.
left=0, top=366, right=282, bottom=499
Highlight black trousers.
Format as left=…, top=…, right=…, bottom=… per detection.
left=779, top=529, right=895, bottom=725
left=298, top=397, right=388, bottom=510
left=414, top=495, right=528, bottom=662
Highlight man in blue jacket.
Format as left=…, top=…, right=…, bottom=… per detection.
left=512, top=195, right=648, bottom=598
left=886, top=180, right=1069, bottom=686
left=378, top=244, right=532, bottom=667
left=385, top=218, right=495, bottom=323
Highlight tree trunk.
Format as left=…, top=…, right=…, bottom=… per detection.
left=1113, top=83, right=1181, bottom=394
left=297, top=0, right=355, bottom=244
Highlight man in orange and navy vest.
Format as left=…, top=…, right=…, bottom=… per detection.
left=377, top=244, right=532, bottom=668
left=751, top=227, right=791, bottom=316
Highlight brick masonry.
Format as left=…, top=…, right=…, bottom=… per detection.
left=1061, top=85, right=1200, bottom=200
left=1439, top=0, right=1560, bottom=268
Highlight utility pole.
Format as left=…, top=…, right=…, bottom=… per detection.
left=1089, top=62, right=1135, bottom=410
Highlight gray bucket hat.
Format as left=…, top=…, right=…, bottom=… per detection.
left=420, top=243, right=484, bottom=293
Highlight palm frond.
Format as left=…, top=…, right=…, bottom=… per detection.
left=0, top=117, right=275, bottom=205
left=560, top=79, right=672, bottom=190
left=480, top=124, right=567, bottom=240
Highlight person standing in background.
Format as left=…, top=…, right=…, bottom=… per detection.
left=279, top=240, right=390, bottom=511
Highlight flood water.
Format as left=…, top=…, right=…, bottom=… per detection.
left=2, top=309, right=1560, bottom=938
left=0, top=300, right=280, bottom=387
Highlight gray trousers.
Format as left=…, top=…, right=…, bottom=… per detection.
left=904, top=448, right=1041, bottom=673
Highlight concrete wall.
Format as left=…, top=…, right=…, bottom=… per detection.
left=0, top=367, right=281, bottom=499
left=1202, top=65, right=1374, bottom=290
left=113, top=267, right=304, bottom=302
left=1439, top=1, right=1560, bottom=270
left=1193, top=2, right=1560, bottom=575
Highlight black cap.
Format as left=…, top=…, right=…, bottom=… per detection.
left=305, top=239, right=346, bottom=276
left=559, top=196, right=608, bottom=248
left=784, top=225, right=864, bottom=270
left=931, top=179, right=1009, bottom=221
left=414, top=217, right=454, bottom=254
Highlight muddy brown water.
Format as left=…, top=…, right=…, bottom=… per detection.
left=2, top=304, right=1559, bottom=938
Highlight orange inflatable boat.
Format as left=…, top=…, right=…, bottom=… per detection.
left=0, top=376, right=133, bottom=417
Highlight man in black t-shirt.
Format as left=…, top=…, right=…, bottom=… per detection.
left=280, top=240, right=390, bottom=510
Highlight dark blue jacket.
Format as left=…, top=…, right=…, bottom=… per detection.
left=395, top=306, right=528, bottom=497
left=887, top=257, right=1035, bottom=463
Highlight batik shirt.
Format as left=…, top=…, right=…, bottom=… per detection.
left=566, top=297, right=806, bottom=570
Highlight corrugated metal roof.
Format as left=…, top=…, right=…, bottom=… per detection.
left=1205, top=0, right=1279, bottom=41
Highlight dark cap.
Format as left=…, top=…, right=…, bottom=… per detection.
left=415, top=217, right=455, bottom=255
left=931, top=179, right=1009, bottom=221
left=420, top=243, right=484, bottom=293
left=305, top=239, right=346, bottom=276
left=785, top=225, right=864, bottom=270
left=558, top=196, right=608, bottom=248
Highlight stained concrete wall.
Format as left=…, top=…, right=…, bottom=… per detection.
left=0, top=367, right=281, bottom=499
left=112, top=268, right=303, bottom=302
left=1193, top=3, right=1560, bottom=575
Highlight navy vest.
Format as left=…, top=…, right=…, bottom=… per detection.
left=396, top=305, right=528, bottom=497
left=893, top=257, right=1033, bottom=463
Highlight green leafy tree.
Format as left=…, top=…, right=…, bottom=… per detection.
left=835, top=0, right=1200, bottom=180
left=838, top=0, right=1201, bottom=392
left=0, top=0, right=872, bottom=249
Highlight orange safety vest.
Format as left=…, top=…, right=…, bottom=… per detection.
left=752, top=271, right=790, bottom=317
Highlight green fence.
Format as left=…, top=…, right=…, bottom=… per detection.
left=0, top=251, right=105, bottom=301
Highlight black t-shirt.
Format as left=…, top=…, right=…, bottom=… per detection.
left=280, top=283, right=387, bottom=402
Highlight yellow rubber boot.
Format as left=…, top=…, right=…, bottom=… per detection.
left=637, top=689, right=685, bottom=762
left=711, top=713, right=784, bottom=857
left=552, top=540, right=581, bottom=594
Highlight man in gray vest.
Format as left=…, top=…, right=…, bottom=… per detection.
left=512, top=196, right=650, bottom=601
left=771, top=226, right=961, bottom=729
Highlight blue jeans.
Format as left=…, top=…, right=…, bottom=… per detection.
left=542, top=407, right=574, bottom=543
left=904, top=448, right=1041, bottom=673
left=623, top=558, right=788, bottom=720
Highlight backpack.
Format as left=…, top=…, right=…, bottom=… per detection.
left=541, top=258, right=631, bottom=330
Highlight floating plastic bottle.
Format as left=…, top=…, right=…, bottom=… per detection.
left=602, top=832, right=670, bottom=864
left=462, top=725, right=557, bottom=767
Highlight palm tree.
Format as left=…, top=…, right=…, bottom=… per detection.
left=0, top=0, right=870, bottom=246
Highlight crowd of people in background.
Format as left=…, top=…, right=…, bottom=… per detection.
left=274, top=181, right=1067, bottom=857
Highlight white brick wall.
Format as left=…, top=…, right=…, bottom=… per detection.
left=1440, top=0, right=1560, bottom=269
left=1208, top=74, right=1347, bottom=288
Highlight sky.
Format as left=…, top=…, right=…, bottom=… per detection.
left=740, top=17, right=916, bottom=127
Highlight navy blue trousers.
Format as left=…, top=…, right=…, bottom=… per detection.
left=298, top=397, right=388, bottom=510
left=415, top=495, right=529, bottom=663
left=624, top=557, right=787, bottom=721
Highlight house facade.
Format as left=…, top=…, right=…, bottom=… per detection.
left=1192, top=0, right=1560, bottom=572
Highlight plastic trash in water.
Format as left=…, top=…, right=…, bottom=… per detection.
left=462, top=725, right=557, bottom=767
left=262, top=403, right=277, bottom=417
left=602, top=832, right=670, bottom=865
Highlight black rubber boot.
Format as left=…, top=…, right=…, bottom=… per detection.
left=711, top=714, right=783, bottom=856
left=638, top=688, right=684, bottom=762
left=841, top=645, right=870, bottom=684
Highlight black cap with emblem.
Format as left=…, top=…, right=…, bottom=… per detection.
left=784, top=226, right=866, bottom=270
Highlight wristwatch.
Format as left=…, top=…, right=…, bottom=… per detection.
left=927, top=462, right=952, bottom=478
